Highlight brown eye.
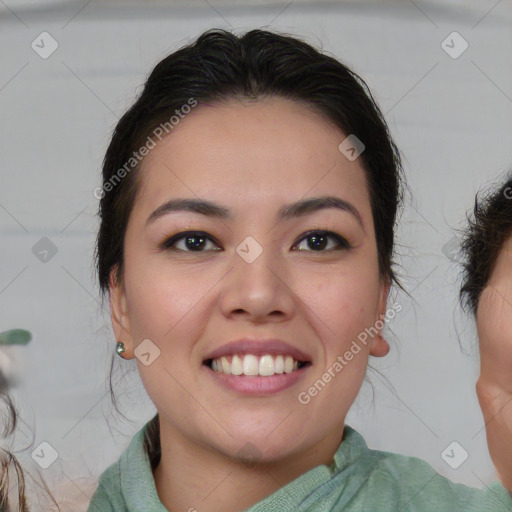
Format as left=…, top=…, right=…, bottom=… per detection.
left=293, top=230, right=351, bottom=252
left=161, top=231, right=221, bottom=252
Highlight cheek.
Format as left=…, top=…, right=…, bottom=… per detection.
left=307, top=267, right=381, bottom=349
left=124, top=249, right=207, bottom=337
left=124, top=262, right=207, bottom=397
left=124, top=272, right=170, bottom=339
left=477, top=287, right=512, bottom=345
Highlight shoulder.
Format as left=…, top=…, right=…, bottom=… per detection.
left=363, top=442, right=512, bottom=511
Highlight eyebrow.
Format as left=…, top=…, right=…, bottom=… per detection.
left=145, top=195, right=364, bottom=230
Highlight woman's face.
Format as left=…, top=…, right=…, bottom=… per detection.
left=110, top=97, right=390, bottom=463
left=476, top=235, right=512, bottom=385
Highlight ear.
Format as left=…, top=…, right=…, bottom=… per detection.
left=109, top=265, right=134, bottom=357
left=369, top=278, right=391, bottom=358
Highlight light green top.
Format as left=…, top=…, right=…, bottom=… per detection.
left=87, top=418, right=512, bottom=511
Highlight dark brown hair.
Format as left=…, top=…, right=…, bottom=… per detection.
left=96, top=28, right=405, bottom=296
left=0, top=391, right=61, bottom=511
left=0, top=393, right=29, bottom=511
left=460, top=173, right=512, bottom=315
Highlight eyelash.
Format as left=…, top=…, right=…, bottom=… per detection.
left=159, top=230, right=351, bottom=253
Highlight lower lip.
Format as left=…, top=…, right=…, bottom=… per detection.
left=202, top=364, right=311, bottom=395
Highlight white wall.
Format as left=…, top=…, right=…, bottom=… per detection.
left=1, top=0, right=511, bottom=507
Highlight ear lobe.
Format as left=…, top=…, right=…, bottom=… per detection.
left=109, top=266, right=133, bottom=353
left=369, top=334, right=390, bottom=357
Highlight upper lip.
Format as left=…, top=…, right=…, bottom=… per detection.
left=203, top=338, right=312, bottom=362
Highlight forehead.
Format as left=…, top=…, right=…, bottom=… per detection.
left=133, top=97, right=372, bottom=222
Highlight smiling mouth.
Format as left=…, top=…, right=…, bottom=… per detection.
left=203, top=354, right=311, bottom=377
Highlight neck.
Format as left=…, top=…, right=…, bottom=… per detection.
left=152, top=417, right=345, bottom=512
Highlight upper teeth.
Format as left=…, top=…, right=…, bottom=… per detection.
left=210, top=354, right=301, bottom=376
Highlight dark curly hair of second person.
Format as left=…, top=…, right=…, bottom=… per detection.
left=460, top=173, right=512, bottom=315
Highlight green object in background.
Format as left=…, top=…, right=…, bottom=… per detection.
left=0, top=329, right=32, bottom=346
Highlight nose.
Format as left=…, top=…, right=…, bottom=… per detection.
left=219, top=240, right=295, bottom=324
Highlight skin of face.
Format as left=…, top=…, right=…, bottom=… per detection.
left=475, top=234, right=512, bottom=490
left=109, top=97, right=390, bottom=511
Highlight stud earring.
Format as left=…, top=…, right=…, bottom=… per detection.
left=116, top=341, right=127, bottom=359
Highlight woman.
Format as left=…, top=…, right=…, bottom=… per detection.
left=85, top=28, right=512, bottom=511
left=460, top=173, right=512, bottom=494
